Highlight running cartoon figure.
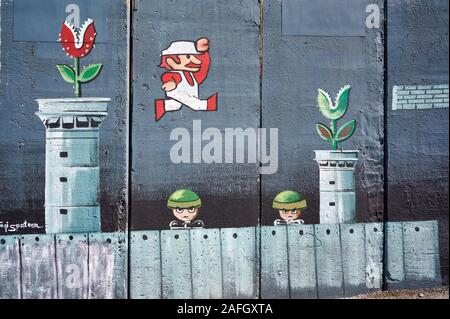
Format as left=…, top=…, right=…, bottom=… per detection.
left=154, top=37, right=218, bottom=121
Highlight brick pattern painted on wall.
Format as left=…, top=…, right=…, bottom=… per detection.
left=392, top=84, right=449, bottom=110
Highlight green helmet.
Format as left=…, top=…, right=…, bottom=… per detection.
left=167, top=189, right=202, bottom=209
left=272, top=190, right=307, bottom=210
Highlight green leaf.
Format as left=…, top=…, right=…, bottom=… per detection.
left=334, top=84, right=351, bottom=113
left=316, top=123, right=333, bottom=143
left=78, top=64, right=103, bottom=83
left=336, top=119, right=356, bottom=142
left=317, top=87, right=347, bottom=120
left=56, top=64, right=75, bottom=84
left=317, top=89, right=332, bottom=109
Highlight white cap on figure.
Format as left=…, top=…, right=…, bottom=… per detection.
left=162, top=41, right=201, bottom=55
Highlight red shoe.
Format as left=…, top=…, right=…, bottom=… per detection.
left=207, top=93, right=218, bottom=111
left=155, top=99, right=165, bottom=121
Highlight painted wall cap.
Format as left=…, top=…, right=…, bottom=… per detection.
left=162, top=41, right=201, bottom=55
left=36, top=98, right=110, bottom=113
left=167, top=189, right=202, bottom=209
left=272, top=190, right=307, bottom=210
left=314, top=150, right=359, bottom=161
left=36, top=97, right=111, bottom=104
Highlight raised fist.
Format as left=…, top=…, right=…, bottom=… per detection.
left=162, top=81, right=177, bottom=92
left=196, top=37, right=209, bottom=52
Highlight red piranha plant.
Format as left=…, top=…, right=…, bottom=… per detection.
left=57, top=18, right=102, bottom=97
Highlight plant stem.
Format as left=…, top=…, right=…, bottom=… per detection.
left=74, top=57, right=80, bottom=97
left=331, top=119, right=337, bottom=150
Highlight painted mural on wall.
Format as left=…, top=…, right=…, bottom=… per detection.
left=0, top=0, right=447, bottom=300
left=154, top=37, right=218, bottom=121
left=315, top=85, right=356, bottom=150
left=57, top=18, right=102, bottom=96
left=314, top=85, right=358, bottom=224
left=35, top=17, right=109, bottom=234
left=271, top=85, right=359, bottom=227
left=167, top=189, right=205, bottom=229
left=272, top=190, right=307, bottom=225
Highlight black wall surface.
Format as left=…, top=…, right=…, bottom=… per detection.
left=387, top=0, right=449, bottom=283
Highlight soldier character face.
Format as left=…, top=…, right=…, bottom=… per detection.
left=279, top=209, right=301, bottom=222
left=172, top=207, right=199, bottom=222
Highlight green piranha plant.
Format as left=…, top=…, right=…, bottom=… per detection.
left=315, top=84, right=356, bottom=150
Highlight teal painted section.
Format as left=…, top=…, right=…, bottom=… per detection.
left=364, top=223, right=383, bottom=290
left=0, top=0, right=129, bottom=235
left=260, top=226, right=289, bottom=298
left=36, top=98, right=109, bottom=234
left=403, top=221, right=441, bottom=287
left=20, top=234, right=57, bottom=299
left=319, top=170, right=355, bottom=192
left=88, top=232, right=127, bottom=299
left=385, top=222, right=405, bottom=288
left=221, top=227, right=258, bottom=299
left=46, top=138, right=98, bottom=167
left=55, top=234, right=89, bottom=299
left=190, top=228, right=223, bottom=299
left=47, top=167, right=99, bottom=206
left=287, top=225, right=318, bottom=299
left=319, top=191, right=356, bottom=224
left=47, top=130, right=100, bottom=140
left=130, top=231, right=162, bottom=299
left=0, top=236, right=21, bottom=299
left=340, top=223, right=367, bottom=296
left=161, top=229, right=192, bottom=299
left=36, top=98, right=109, bottom=113
left=255, top=225, right=261, bottom=298
left=314, top=224, right=344, bottom=298
left=46, top=206, right=100, bottom=234
left=0, top=222, right=443, bottom=299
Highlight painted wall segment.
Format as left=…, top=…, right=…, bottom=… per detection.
left=88, top=232, right=127, bottom=299
left=2, top=232, right=127, bottom=299
left=20, top=234, right=58, bottom=299
left=55, top=233, right=89, bottom=298
left=0, top=221, right=442, bottom=299
left=314, top=151, right=358, bottom=224
left=0, top=0, right=129, bottom=233
left=0, top=0, right=447, bottom=299
left=0, top=236, right=21, bottom=299
left=129, top=231, right=162, bottom=299
left=392, top=84, right=449, bottom=110
left=387, top=0, right=449, bottom=283
left=262, top=0, right=385, bottom=226
left=281, top=0, right=366, bottom=37
left=131, top=0, right=261, bottom=230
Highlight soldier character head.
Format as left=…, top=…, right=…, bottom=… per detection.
left=167, top=189, right=204, bottom=229
left=272, top=190, right=307, bottom=225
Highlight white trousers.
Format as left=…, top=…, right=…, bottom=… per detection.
left=165, top=90, right=208, bottom=111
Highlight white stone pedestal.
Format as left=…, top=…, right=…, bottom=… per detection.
left=314, top=150, right=359, bottom=224
left=36, top=98, right=110, bottom=234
